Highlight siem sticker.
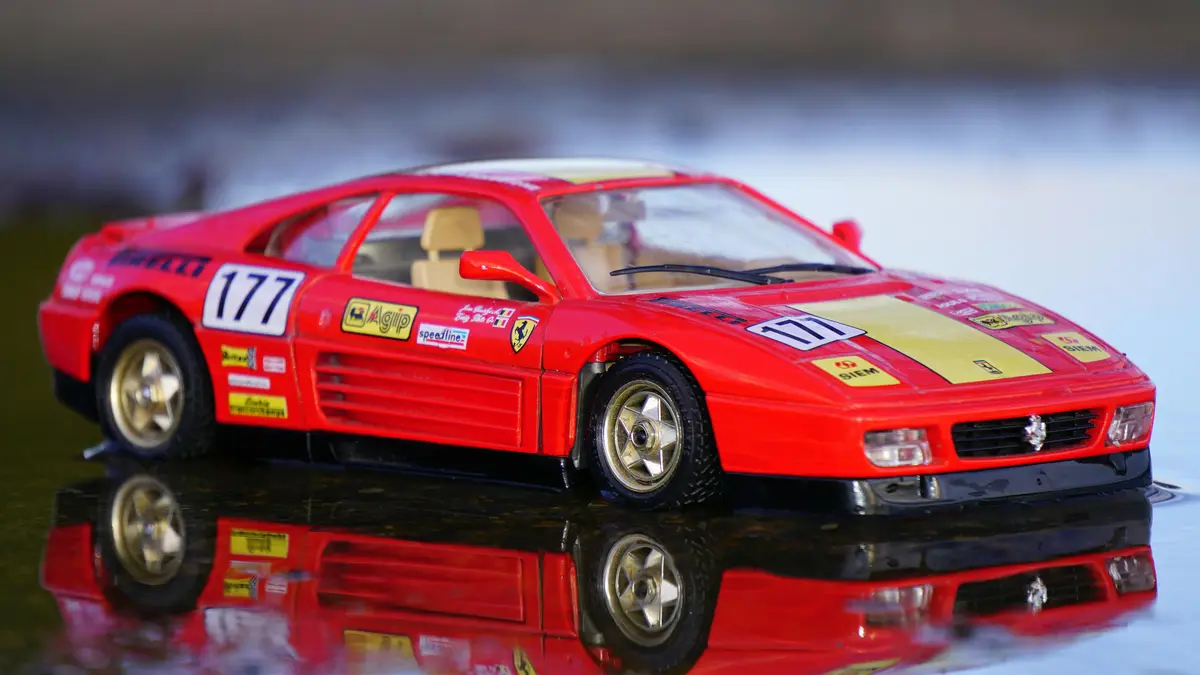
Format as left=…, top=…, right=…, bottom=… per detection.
left=1041, top=331, right=1111, bottom=363
left=811, top=357, right=899, bottom=387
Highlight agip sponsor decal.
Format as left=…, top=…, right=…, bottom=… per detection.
left=230, top=528, right=289, bottom=558
left=789, top=296, right=1052, bottom=384
left=341, top=297, right=418, bottom=340
left=343, top=629, right=416, bottom=659
left=1042, top=331, right=1111, bottom=362
left=228, top=393, right=287, bottom=419
left=811, top=357, right=899, bottom=387
left=970, top=311, right=1054, bottom=330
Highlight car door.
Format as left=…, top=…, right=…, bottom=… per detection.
left=291, top=192, right=551, bottom=454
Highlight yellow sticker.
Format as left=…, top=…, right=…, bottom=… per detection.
left=221, top=345, right=255, bottom=369
left=343, top=630, right=415, bottom=658
left=229, top=393, right=288, bottom=419
left=1042, top=331, right=1111, bottom=362
left=969, top=311, right=1054, bottom=330
left=223, top=576, right=257, bottom=598
left=230, top=528, right=289, bottom=558
left=973, top=301, right=1021, bottom=311
left=822, top=660, right=900, bottom=675
left=510, top=315, right=540, bottom=353
left=811, top=357, right=900, bottom=387
left=341, top=297, right=418, bottom=340
left=791, top=296, right=1051, bottom=384
left=514, top=647, right=538, bottom=675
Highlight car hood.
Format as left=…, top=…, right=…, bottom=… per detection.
left=635, top=270, right=1134, bottom=395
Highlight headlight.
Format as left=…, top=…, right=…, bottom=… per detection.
left=1107, top=553, right=1156, bottom=594
left=864, top=428, right=930, bottom=467
left=1106, top=402, right=1154, bottom=447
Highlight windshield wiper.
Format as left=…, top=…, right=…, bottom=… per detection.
left=609, top=264, right=787, bottom=285
left=741, top=262, right=876, bottom=276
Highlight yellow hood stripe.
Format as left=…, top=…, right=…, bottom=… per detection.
left=790, top=296, right=1052, bottom=384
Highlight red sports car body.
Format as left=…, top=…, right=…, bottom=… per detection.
left=37, top=158, right=1156, bottom=511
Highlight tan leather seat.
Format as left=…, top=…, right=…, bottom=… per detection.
left=538, top=196, right=628, bottom=292
left=411, top=206, right=509, bottom=299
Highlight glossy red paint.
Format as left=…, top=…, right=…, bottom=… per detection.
left=41, top=516, right=1156, bottom=674
left=37, top=159, right=1155, bottom=486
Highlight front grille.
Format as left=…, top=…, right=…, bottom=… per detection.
left=952, top=409, right=1099, bottom=458
left=954, top=564, right=1101, bottom=617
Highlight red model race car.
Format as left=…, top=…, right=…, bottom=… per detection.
left=38, top=158, right=1157, bottom=512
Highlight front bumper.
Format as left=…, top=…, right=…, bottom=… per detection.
left=727, top=448, right=1151, bottom=515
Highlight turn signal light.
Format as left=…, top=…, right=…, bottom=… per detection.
left=864, top=428, right=930, bottom=468
left=1107, top=402, right=1154, bottom=447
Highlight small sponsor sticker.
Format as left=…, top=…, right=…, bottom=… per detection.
left=416, top=323, right=470, bottom=350
left=950, top=306, right=979, bottom=317
left=811, top=357, right=900, bottom=387
left=510, top=316, right=540, bottom=353
left=342, top=297, right=418, bottom=340
left=265, top=579, right=288, bottom=595
left=650, top=296, right=748, bottom=325
left=228, top=373, right=271, bottom=390
left=970, top=311, right=1054, bottom=330
left=1041, top=331, right=1111, bottom=362
left=230, top=528, right=289, bottom=558
left=66, top=258, right=96, bottom=283
left=974, top=301, right=1021, bottom=311
left=262, top=356, right=287, bottom=373
left=229, top=393, right=287, bottom=419
left=455, top=304, right=516, bottom=328
left=222, top=345, right=256, bottom=369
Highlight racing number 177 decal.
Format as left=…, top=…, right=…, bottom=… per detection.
left=746, top=314, right=865, bottom=351
left=202, top=263, right=306, bottom=336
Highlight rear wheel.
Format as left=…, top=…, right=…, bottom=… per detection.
left=588, top=353, right=724, bottom=510
left=96, top=313, right=216, bottom=459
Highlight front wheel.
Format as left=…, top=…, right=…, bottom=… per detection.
left=588, top=353, right=724, bottom=510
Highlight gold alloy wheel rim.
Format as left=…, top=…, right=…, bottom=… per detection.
left=108, top=339, right=185, bottom=449
left=601, top=534, right=684, bottom=647
left=601, top=380, right=683, bottom=493
left=109, top=475, right=186, bottom=585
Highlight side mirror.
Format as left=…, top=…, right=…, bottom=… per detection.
left=832, top=219, right=864, bottom=253
left=460, top=250, right=559, bottom=304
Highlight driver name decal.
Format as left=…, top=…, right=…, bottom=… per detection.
left=746, top=314, right=865, bottom=351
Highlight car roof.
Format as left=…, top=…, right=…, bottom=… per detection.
left=395, top=157, right=708, bottom=193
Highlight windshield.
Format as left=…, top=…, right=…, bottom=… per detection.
left=541, top=182, right=876, bottom=294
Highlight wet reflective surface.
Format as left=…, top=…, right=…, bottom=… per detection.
left=15, top=451, right=1183, bottom=674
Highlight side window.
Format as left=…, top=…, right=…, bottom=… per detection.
left=350, top=193, right=541, bottom=301
left=263, top=195, right=378, bottom=268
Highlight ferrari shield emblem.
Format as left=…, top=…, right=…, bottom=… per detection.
left=510, top=315, right=539, bottom=353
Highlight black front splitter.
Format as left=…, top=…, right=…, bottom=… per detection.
left=726, top=449, right=1152, bottom=516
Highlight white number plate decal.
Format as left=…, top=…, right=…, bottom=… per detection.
left=746, top=314, right=865, bottom=351
left=202, top=264, right=305, bottom=336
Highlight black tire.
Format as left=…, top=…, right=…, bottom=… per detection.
left=95, top=472, right=215, bottom=615
left=579, top=523, right=718, bottom=675
left=588, top=352, right=724, bottom=510
left=95, top=312, right=216, bottom=459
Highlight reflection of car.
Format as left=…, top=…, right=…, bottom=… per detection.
left=41, top=460, right=1157, bottom=675
left=38, top=157, right=1157, bottom=511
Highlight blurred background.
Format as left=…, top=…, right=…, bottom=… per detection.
left=1, top=0, right=1199, bottom=667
